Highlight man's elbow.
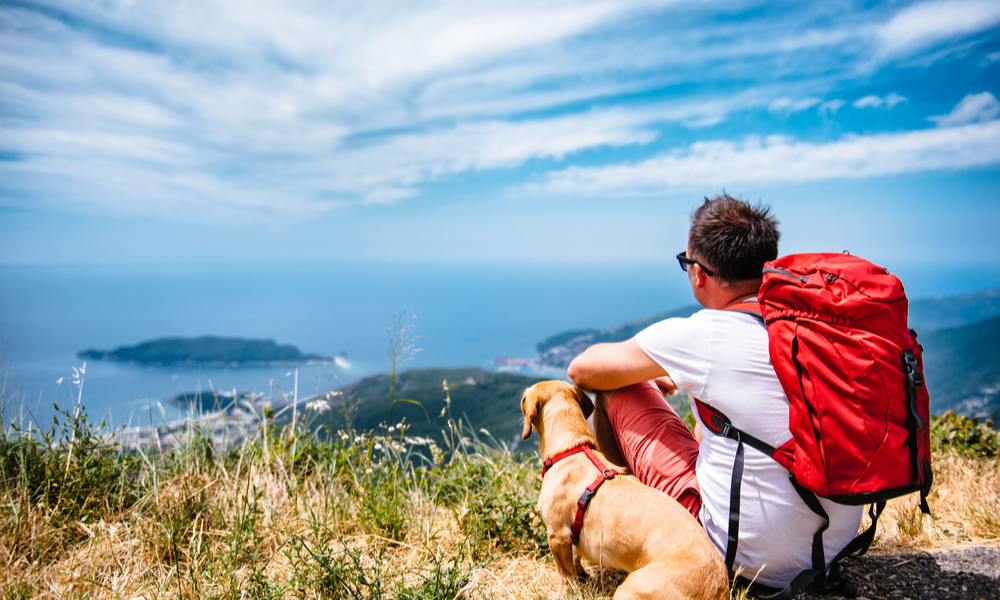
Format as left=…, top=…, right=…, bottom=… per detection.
left=566, top=357, right=585, bottom=387
left=567, top=353, right=598, bottom=388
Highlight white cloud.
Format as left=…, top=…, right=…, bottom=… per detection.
left=818, top=99, right=846, bottom=117
left=852, top=93, right=908, bottom=109
left=878, top=0, right=1000, bottom=58
left=528, top=120, right=1000, bottom=196
left=929, top=92, right=1000, bottom=126
left=769, top=97, right=822, bottom=113
left=363, top=188, right=420, bottom=206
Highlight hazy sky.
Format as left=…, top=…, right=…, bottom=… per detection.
left=2, top=0, right=999, bottom=271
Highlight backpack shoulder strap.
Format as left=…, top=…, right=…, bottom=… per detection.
left=722, top=299, right=764, bottom=320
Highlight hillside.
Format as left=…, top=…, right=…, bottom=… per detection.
left=78, top=335, right=330, bottom=366
left=908, top=288, right=1000, bottom=332
left=534, top=305, right=699, bottom=368
left=921, top=315, right=1000, bottom=421
left=317, top=367, right=545, bottom=452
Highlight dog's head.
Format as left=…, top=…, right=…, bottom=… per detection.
left=520, top=380, right=594, bottom=441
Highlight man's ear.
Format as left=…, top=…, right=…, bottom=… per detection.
left=573, top=387, right=594, bottom=420
left=694, top=262, right=710, bottom=289
left=521, top=390, right=537, bottom=440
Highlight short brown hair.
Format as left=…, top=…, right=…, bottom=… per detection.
left=689, top=193, right=780, bottom=286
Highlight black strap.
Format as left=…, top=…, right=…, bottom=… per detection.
left=726, top=432, right=744, bottom=570
left=902, top=349, right=931, bottom=515
left=791, top=477, right=831, bottom=590
left=696, top=402, right=770, bottom=572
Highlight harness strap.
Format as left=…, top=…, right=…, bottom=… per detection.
left=542, top=445, right=589, bottom=477
left=541, top=443, right=617, bottom=545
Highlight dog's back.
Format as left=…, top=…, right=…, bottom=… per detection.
left=577, top=473, right=729, bottom=599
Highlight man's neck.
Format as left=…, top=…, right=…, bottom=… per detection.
left=705, top=280, right=762, bottom=310
left=724, top=291, right=759, bottom=307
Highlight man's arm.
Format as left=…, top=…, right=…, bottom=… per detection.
left=567, top=337, right=674, bottom=391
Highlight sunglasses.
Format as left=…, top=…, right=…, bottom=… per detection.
left=676, top=251, right=714, bottom=277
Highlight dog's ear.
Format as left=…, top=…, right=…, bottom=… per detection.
left=521, top=389, right=538, bottom=440
left=573, top=387, right=595, bottom=420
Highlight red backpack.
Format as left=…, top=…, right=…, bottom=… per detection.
left=694, top=253, right=932, bottom=598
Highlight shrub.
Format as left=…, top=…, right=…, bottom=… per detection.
left=460, top=487, right=547, bottom=560
left=930, top=411, right=999, bottom=458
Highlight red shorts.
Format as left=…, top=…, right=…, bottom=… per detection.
left=606, top=380, right=702, bottom=519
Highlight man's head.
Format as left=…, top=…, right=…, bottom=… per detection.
left=687, top=193, right=780, bottom=289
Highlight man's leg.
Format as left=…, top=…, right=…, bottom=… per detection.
left=596, top=380, right=701, bottom=518
left=593, top=389, right=629, bottom=469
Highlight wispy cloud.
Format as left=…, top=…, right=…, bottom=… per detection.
left=527, top=118, right=1000, bottom=196
left=852, top=94, right=908, bottom=110
left=929, top=92, right=1000, bottom=126
left=877, top=0, right=1000, bottom=59
left=818, top=99, right=846, bottom=117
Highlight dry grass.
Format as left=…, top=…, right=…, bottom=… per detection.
left=875, top=451, right=1000, bottom=550
left=2, top=401, right=997, bottom=600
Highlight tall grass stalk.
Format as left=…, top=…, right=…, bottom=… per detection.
left=387, top=311, right=421, bottom=437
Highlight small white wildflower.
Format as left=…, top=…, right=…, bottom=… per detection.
left=341, top=433, right=349, bottom=441
left=305, top=399, right=331, bottom=414
left=366, top=468, right=372, bottom=474
left=354, top=436, right=362, bottom=443
left=388, top=426, right=395, bottom=432
left=374, top=443, right=383, bottom=450
left=396, top=422, right=403, bottom=429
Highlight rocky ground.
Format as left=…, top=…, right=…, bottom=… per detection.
left=788, top=546, right=1000, bottom=600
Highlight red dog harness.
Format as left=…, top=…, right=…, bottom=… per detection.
left=541, top=444, right=618, bottom=544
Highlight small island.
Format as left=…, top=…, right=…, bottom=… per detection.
left=78, top=336, right=337, bottom=367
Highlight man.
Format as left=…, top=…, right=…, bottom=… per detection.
left=568, top=194, right=863, bottom=589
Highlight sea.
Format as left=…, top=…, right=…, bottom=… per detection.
left=2, top=260, right=998, bottom=430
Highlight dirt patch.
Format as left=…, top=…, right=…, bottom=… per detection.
left=784, top=547, right=1000, bottom=600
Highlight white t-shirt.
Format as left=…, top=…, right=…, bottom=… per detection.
left=636, top=308, right=863, bottom=588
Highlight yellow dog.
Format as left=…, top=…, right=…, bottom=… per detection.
left=521, top=380, right=729, bottom=600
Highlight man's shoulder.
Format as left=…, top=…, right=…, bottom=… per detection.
left=648, top=307, right=760, bottom=330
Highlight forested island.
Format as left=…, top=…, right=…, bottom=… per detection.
left=77, top=335, right=334, bottom=366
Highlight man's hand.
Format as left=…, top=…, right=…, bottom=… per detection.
left=651, top=375, right=678, bottom=396
left=567, top=338, right=671, bottom=391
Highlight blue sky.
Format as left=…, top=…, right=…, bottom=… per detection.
left=1, top=0, right=999, bottom=279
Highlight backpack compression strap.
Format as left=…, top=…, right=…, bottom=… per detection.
left=902, top=345, right=933, bottom=514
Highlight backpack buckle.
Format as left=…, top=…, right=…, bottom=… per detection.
left=903, top=350, right=924, bottom=388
